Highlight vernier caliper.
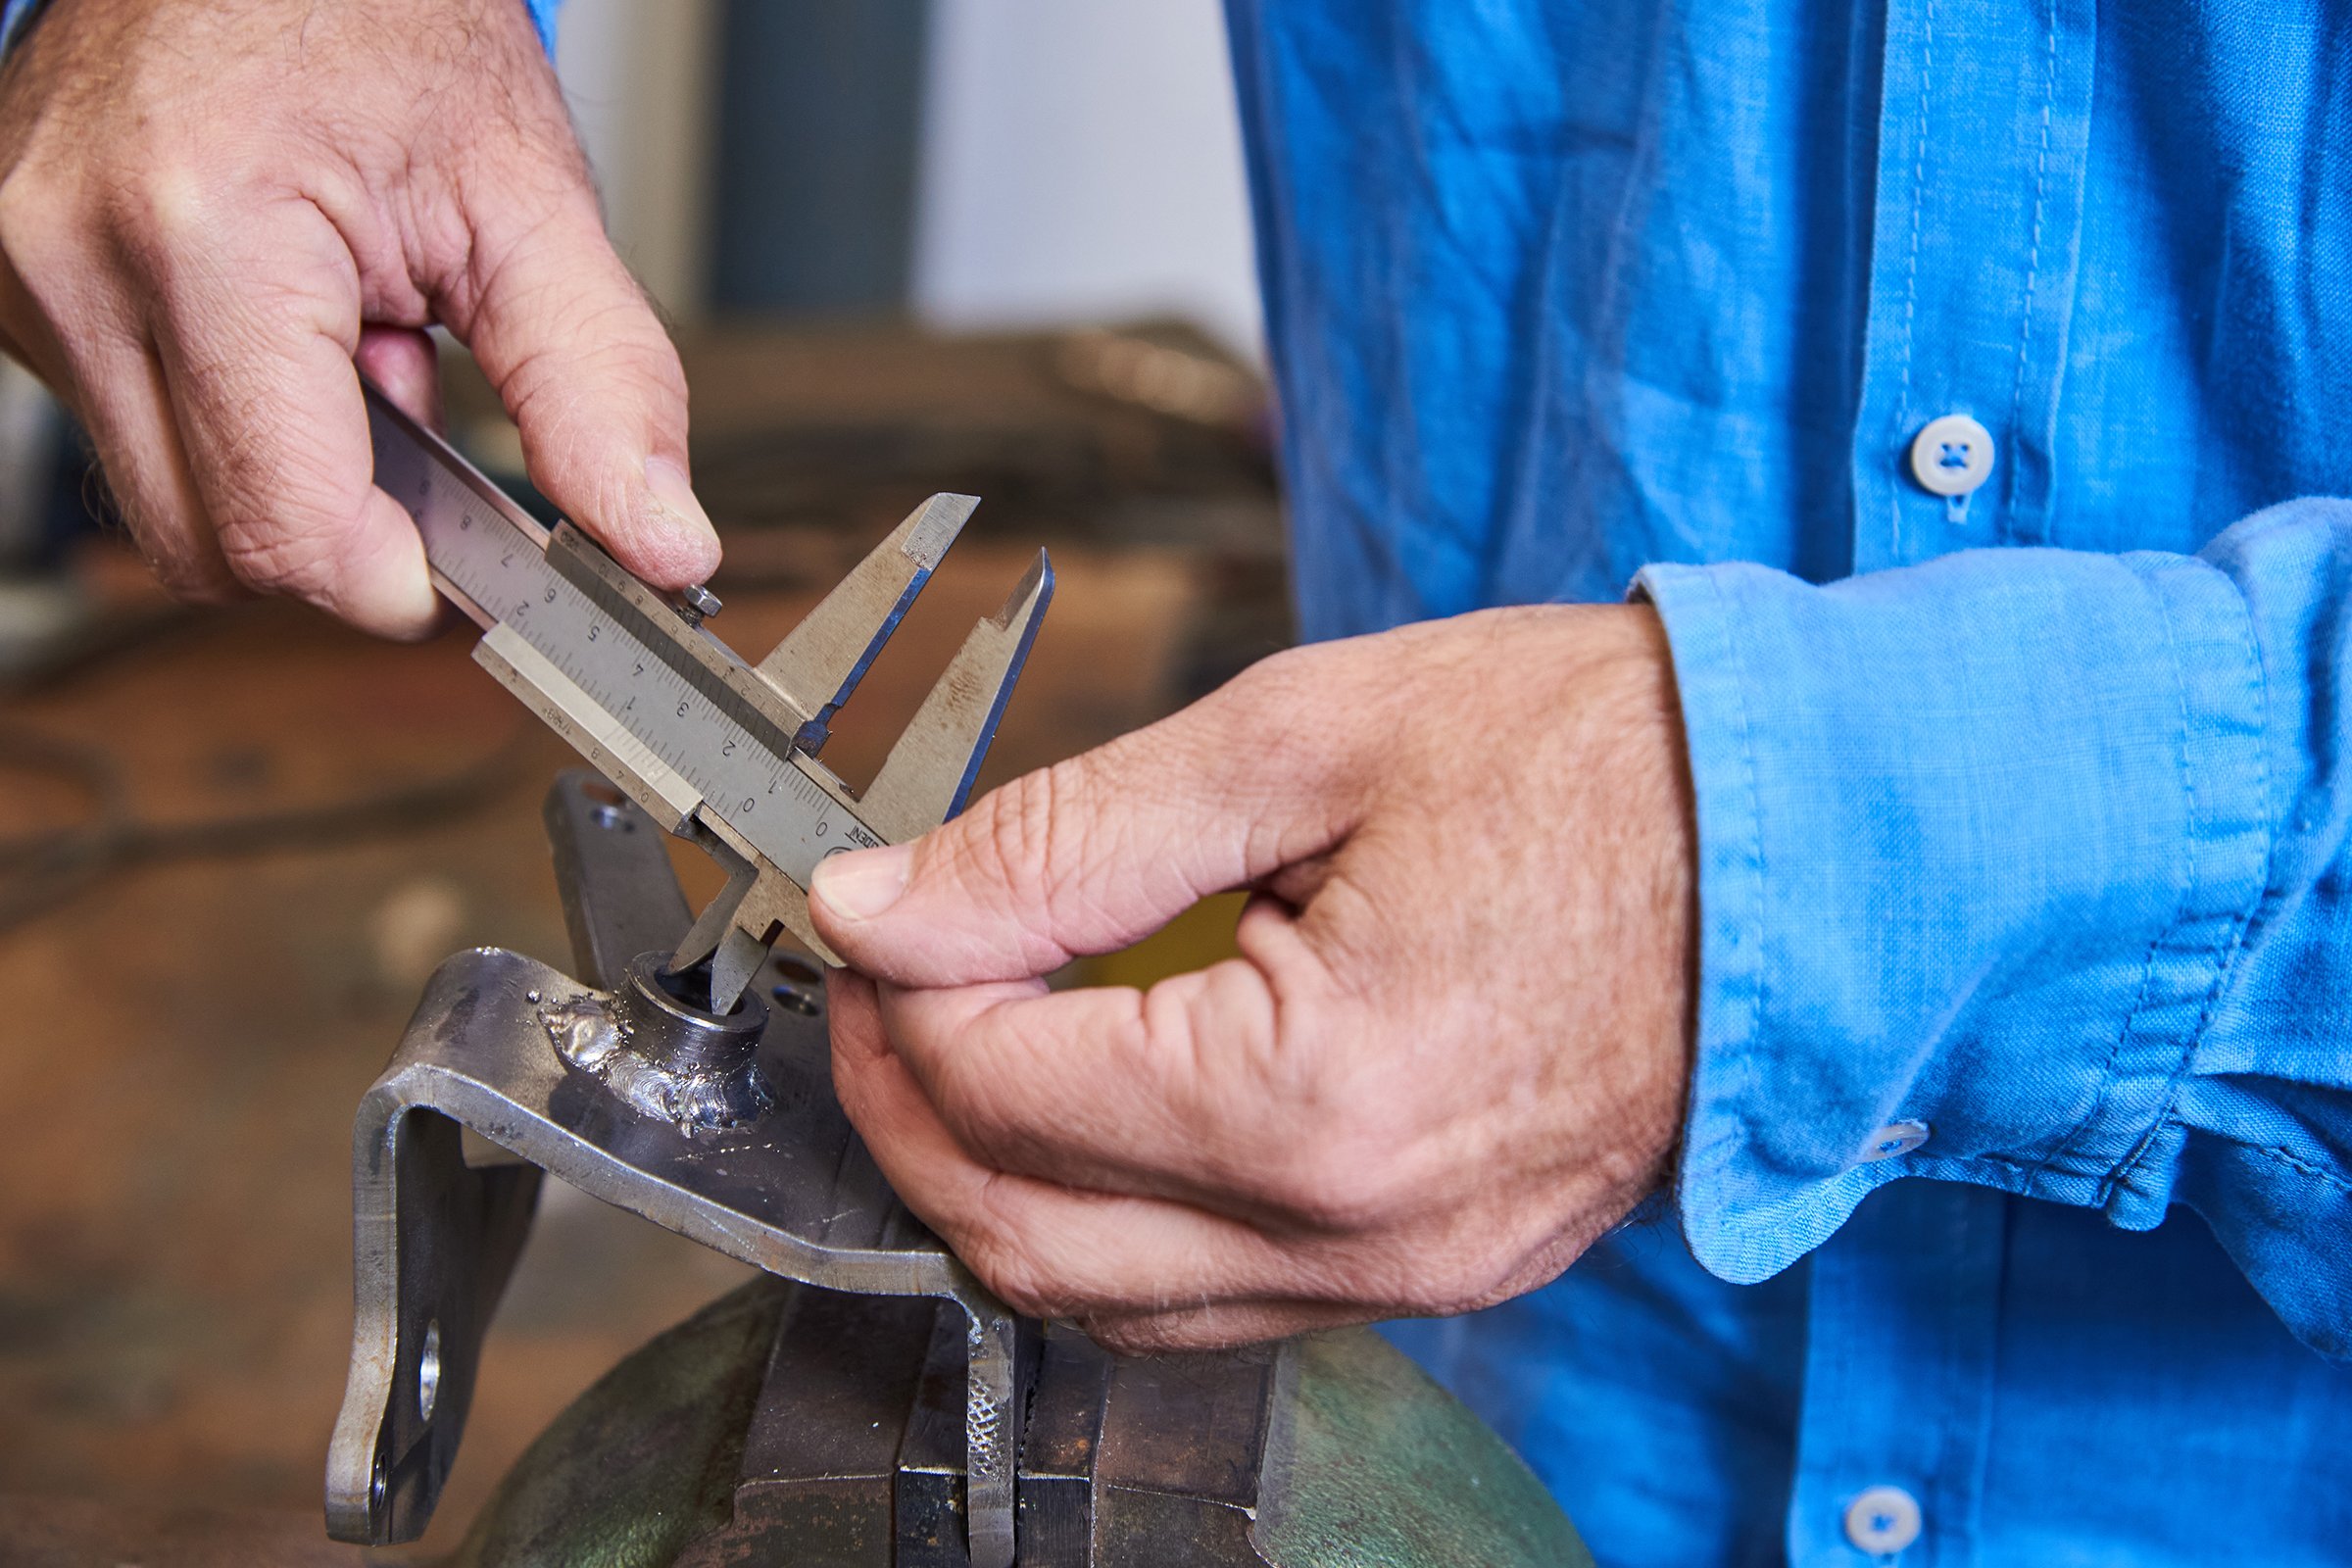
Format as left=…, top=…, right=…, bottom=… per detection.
left=364, top=382, right=1051, bottom=1007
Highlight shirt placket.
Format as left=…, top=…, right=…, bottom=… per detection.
left=1847, top=0, right=2094, bottom=569
left=1786, top=1184, right=2007, bottom=1568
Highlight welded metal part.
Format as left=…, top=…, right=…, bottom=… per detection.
left=324, top=1107, right=540, bottom=1544
left=367, top=383, right=1054, bottom=1012
left=539, top=954, right=775, bottom=1133
left=327, top=772, right=1027, bottom=1568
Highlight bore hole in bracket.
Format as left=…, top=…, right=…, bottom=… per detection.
left=416, top=1317, right=443, bottom=1424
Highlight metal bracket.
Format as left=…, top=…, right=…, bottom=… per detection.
left=326, top=771, right=1030, bottom=1568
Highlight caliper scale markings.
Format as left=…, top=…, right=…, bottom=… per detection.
left=363, top=382, right=1053, bottom=1001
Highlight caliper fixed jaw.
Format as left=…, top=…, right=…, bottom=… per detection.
left=663, top=513, right=1054, bottom=1013
left=754, top=491, right=980, bottom=758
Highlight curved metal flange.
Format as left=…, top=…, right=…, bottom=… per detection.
left=326, top=775, right=1026, bottom=1568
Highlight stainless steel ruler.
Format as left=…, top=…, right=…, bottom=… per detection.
left=364, top=382, right=1052, bottom=1007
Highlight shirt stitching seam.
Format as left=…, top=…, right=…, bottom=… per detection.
left=2200, top=1126, right=2352, bottom=1197
left=2001, top=0, right=2060, bottom=542
left=2125, top=1114, right=2352, bottom=1199
left=1699, top=568, right=1767, bottom=1187
left=2113, top=562, right=2278, bottom=1199
left=1887, top=0, right=1936, bottom=564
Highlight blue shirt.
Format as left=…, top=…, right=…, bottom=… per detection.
left=1225, top=2, right=2352, bottom=1565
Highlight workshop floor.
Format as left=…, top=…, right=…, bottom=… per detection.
left=0, top=514, right=1246, bottom=1561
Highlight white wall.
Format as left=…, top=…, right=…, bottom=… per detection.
left=553, top=0, right=1261, bottom=353
left=554, top=0, right=720, bottom=321
left=912, top=0, right=1262, bottom=358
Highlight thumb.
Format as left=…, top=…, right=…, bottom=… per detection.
left=448, top=180, right=719, bottom=589
left=809, top=687, right=1355, bottom=988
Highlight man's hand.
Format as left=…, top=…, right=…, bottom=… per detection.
left=0, top=0, right=718, bottom=635
left=810, top=604, right=1695, bottom=1352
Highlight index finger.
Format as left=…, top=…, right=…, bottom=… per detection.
left=143, top=200, right=436, bottom=635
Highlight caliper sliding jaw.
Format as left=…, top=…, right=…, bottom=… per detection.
left=326, top=480, right=1052, bottom=1567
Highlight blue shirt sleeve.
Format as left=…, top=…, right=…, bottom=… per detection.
left=0, top=0, right=44, bottom=53
left=1637, top=502, right=2352, bottom=1360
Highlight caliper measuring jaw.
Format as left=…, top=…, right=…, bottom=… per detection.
left=328, top=398, right=1054, bottom=1568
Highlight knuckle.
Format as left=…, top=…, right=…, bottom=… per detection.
left=136, top=159, right=210, bottom=239
left=0, top=185, right=108, bottom=338
left=1242, top=1023, right=1418, bottom=1231
left=202, top=435, right=358, bottom=600
left=97, top=157, right=221, bottom=277
left=947, top=762, right=1071, bottom=902
left=1260, top=1144, right=1411, bottom=1233
left=506, top=327, right=685, bottom=428
left=215, top=510, right=346, bottom=599
left=0, top=177, right=62, bottom=268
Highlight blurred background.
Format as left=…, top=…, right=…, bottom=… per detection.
left=0, top=4, right=1281, bottom=1559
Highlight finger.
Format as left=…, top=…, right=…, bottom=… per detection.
left=831, top=971, right=1323, bottom=1316
left=810, top=668, right=1362, bottom=987
left=73, top=327, right=242, bottom=603
left=868, top=957, right=1307, bottom=1210
left=443, top=175, right=718, bottom=589
left=355, top=323, right=442, bottom=430
left=6, top=239, right=237, bottom=597
left=0, top=193, right=242, bottom=598
left=125, top=192, right=443, bottom=636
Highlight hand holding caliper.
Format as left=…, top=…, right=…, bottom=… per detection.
left=0, top=0, right=713, bottom=635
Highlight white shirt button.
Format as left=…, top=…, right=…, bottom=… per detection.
left=1861, top=1120, right=1930, bottom=1161
left=1845, top=1485, right=1924, bottom=1555
left=1908, top=414, right=1995, bottom=497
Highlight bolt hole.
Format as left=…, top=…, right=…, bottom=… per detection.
left=416, top=1318, right=443, bottom=1424
left=771, top=983, right=822, bottom=1016
left=772, top=955, right=822, bottom=986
